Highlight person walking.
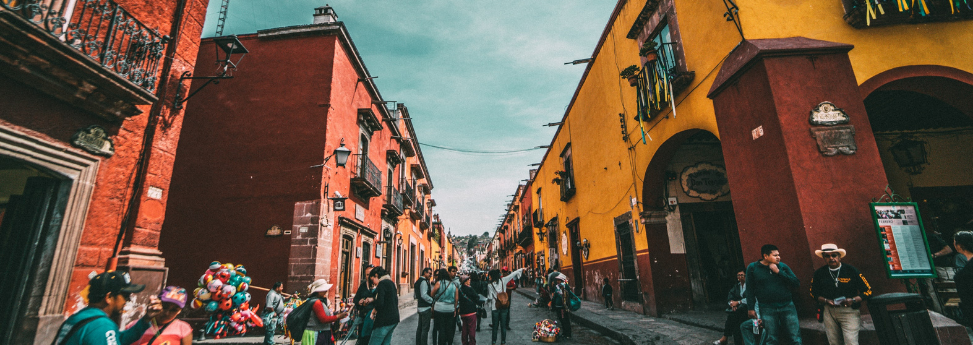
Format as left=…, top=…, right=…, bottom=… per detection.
left=431, top=269, right=459, bottom=345
left=415, top=268, right=435, bottom=345
left=354, top=265, right=376, bottom=345
left=264, top=282, right=286, bottom=345
left=365, top=267, right=399, bottom=345
left=810, top=244, right=872, bottom=345
left=131, top=286, right=193, bottom=345
left=458, top=275, right=480, bottom=345
left=551, top=273, right=572, bottom=340
left=713, top=271, right=748, bottom=345
left=952, top=231, right=973, bottom=326
left=52, top=271, right=162, bottom=345
left=601, top=278, right=614, bottom=310
left=302, top=279, right=348, bottom=345
left=487, top=268, right=524, bottom=345
left=471, top=273, right=488, bottom=332
left=745, top=244, right=802, bottom=344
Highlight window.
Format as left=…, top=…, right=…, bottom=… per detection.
left=635, top=21, right=695, bottom=121
left=559, top=145, right=576, bottom=201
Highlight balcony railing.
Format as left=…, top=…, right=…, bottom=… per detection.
left=1, top=0, right=169, bottom=93
left=383, top=184, right=403, bottom=218
left=842, top=0, right=973, bottom=28
left=401, top=179, right=415, bottom=207
left=351, top=154, right=382, bottom=198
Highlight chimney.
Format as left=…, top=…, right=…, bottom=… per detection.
left=313, top=5, right=337, bottom=24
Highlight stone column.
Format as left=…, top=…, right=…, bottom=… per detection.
left=288, top=200, right=334, bottom=293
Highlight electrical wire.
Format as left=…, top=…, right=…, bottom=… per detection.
left=418, top=142, right=545, bottom=155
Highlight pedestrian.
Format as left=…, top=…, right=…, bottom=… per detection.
left=431, top=268, right=459, bottom=345
left=365, top=267, right=399, bottom=345
left=302, top=279, right=348, bottom=345
left=354, top=265, right=376, bottom=345
left=952, top=231, right=973, bottom=326
left=415, top=268, right=435, bottom=345
left=458, top=275, right=480, bottom=345
left=449, top=266, right=459, bottom=281
left=744, top=244, right=802, bottom=344
left=471, top=273, right=488, bottom=332
left=265, top=282, right=286, bottom=345
left=810, top=243, right=872, bottom=345
left=51, top=271, right=162, bottom=345
left=503, top=272, right=516, bottom=330
left=551, top=273, right=572, bottom=340
left=487, top=268, right=524, bottom=345
left=601, top=278, right=614, bottom=310
left=713, top=271, right=748, bottom=345
left=130, top=286, right=192, bottom=345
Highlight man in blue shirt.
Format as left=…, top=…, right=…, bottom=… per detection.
left=745, top=244, right=802, bottom=344
left=52, top=271, right=162, bottom=345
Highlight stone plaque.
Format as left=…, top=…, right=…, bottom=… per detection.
left=71, top=125, right=115, bottom=157
left=680, top=162, right=730, bottom=201
left=810, top=125, right=857, bottom=156
left=809, top=102, right=850, bottom=126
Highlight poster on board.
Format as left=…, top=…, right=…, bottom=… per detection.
left=869, top=202, right=936, bottom=279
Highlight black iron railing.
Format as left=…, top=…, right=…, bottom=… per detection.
left=401, top=179, right=415, bottom=206
left=843, top=0, right=973, bottom=28
left=1, top=0, right=170, bottom=93
left=385, top=184, right=403, bottom=213
left=351, top=154, right=382, bottom=195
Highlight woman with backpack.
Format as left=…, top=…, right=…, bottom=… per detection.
left=551, top=273, right=571, bottom=340
left=486, top=268, right=523, bottom=345
left=302, top=279, right=348, bottom=345
left=430, top=268, right=459, bottom=345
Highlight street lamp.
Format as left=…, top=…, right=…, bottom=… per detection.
left=889, top=135, right=928, bottom=175
left=173, top=35, right=249, bottom=109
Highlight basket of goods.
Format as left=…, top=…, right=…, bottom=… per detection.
left=191, top=261, right=263, bottom=339
left=532, top=319, right=560, bottom=342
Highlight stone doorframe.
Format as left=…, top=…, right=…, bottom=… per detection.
left=0, top=125, right=100, bottom=343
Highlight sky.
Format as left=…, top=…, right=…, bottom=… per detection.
left=201, top=1, right=618, bottom=237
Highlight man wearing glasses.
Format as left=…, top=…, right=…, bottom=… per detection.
left=52, top=271, right=163, bottom=345
left=713, top=271, right=748, bottom=345
left=810, top=244, right=872, bottom=345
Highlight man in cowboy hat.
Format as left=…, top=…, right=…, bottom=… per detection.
left=810, top=244, right=872, bottom=345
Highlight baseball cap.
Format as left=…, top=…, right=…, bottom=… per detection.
left=159, top=286, right=188, bottom=308
left=88, top=271, right=145, bottom=297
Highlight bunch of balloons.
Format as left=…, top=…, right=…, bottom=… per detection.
left=191, top=261, right=263, bottom=338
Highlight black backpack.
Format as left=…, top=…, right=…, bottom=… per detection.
left=286, top=296, right=320, bottom=337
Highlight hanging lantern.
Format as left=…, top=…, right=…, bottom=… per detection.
left=889, top=136, right=928, bottom=175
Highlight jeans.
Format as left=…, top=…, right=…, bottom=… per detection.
left=434, top=311, right=457, bottom=345
left=739, top=319, right=767, bottom=345
left=490, top=309, right=509, bottom=344
left=368, top=323, right=397, bottom=345
left=760, top=301, right=802, bottom=345
left=461, top=313, right=477, bottom=345
left=263, top=313, right=278, bottom=345
left=504, top=295, right=512, bottom=329
left=823, top=305, right=861, bottom=345
left=417, top=309, right=432, bottom=345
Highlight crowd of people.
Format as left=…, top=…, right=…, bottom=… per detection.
left=51, top=232, right=973, bottom=345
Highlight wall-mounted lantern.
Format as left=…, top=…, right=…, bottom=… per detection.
left=174, top=35, right=249, bottom=109
left=330, top=191, right=347, bottom=211
left=889, top=135, right=928, bottom=175
left=577, top=239, right=590, bottom=260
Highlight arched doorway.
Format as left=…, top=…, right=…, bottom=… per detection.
left=862, top=69, right=973, bottom=312
left=641, top=130, right=743, bottom=314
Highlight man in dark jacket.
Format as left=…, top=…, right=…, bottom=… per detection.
left=714, top=270, right=748, bottom=345
left=365, top=267, right=399, bottom=345
left=745, top=244, right=802, bottom=344
left=415, top=268, right=434, bottom=345
left=810, top=244, right=872, bottom=345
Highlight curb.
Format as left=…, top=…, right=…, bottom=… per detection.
left=514, top=290, right=641, bottom=345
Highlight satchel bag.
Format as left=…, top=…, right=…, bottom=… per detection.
left=494, top=282, right=510, bottom=309
left=568, top=289, right=581, bottom=312
left=286, top=297, right=321, bottom=338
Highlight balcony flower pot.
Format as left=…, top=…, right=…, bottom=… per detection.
left=643, top=51, right=658, bottom=63
left=619, top=65, right=640, bottom=87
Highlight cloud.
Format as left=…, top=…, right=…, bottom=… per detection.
left=201, top=0, right=617, bottom=236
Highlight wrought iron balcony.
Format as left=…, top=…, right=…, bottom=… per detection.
left=1, top=0, right=169, bottom=93
left=420, top=211, right=430, bottom=230
left=383, top=184, right=403, bottom=218
left=842, top=0, right=973, bottom=28
left=559, top=176, right=576, bottom=202
left=351, top=154, right=382, bottom=198
left=401, top=179, right=415, bottom=207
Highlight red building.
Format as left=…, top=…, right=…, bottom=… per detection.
left=0, top=0, right=210, bottom=343
left=160, top=6, right=409, bottom=302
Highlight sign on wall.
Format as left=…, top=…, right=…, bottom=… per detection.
left=869, top=202, right=936, bottom=278
left=680, top=162, right=729, bottom=201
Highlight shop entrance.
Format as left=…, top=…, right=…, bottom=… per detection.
left=340, top=235, right=354, bottom=298
left=679, top=202, right=744, bottom=308
left=567, top=219, right=585, bottom=297
left=0, top=156, right=70, bottom=342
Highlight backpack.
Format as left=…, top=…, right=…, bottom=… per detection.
left=568, top=289, right=581, bottom=311
left=493, top=282, right=510, bottom=309
left=506, top=279, right=517, bottom=291
left=285, top=297, right=320, bottom=337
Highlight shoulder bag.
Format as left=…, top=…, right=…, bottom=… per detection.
left=494, top=282, right=510, bottom=309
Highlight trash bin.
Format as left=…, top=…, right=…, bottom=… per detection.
left=869, top=293, right=939, bottom=345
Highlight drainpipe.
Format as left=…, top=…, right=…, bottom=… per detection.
left=106, top=0, right=189, bottom=271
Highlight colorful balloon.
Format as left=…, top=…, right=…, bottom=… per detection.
left=207, top=279, right=223, bottom=293
left=219, top=298, right=232, bottom=311
left=215, top=270, right=231, bottom=283
left=231, top=292, right=247, bottom=307
left=191, top=299, right=204, bottom=309
left=195, top=288, right=212, bottom=301
left=205, top=301, right=219, bottom=313
left=237, top=282, right=249, bottom=292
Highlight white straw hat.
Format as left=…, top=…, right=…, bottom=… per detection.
left=814, top=244, right=847, bottom=258
left=307, top=279, right=333, bottom=293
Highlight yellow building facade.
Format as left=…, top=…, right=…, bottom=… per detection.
left=526, top=0, right=973, bottom=322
